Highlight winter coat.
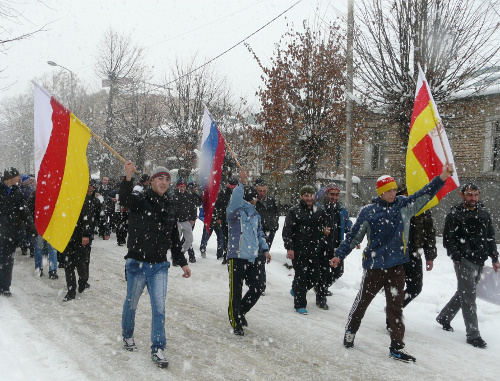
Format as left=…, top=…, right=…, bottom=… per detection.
left=0, top=183, right=33, bottom=245
left=119, top=179, right=187, bottom=266
left=335, top=176, right=445, bottom=270
left=282, top=200, right=328, bottom=256
left=255, top=196, right=280, bottom=233
left=172, top=189, right=197, bottom=222
left=322, top=199, right=352, bottom=253
left=214, top=186, right=233, bottom=224
left=226, top=184, right=269, bottom=263
left=443, top=203, right=498, bottom=266
left=64, top=194, right=94, bottom=252
left=408, top=210, right=437, bottom=261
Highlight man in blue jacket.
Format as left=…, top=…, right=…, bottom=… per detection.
left=331, top=163, right=454, bottom=363
left=226, top=171, right=271, bottom=336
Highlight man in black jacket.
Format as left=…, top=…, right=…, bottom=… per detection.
left=119, top=162, right=191, bottom=368
left=436, top=183, right=499, bottom=349
left=254, top=179, right=279, bottom=295
left=214, top=178, right=238, bottom=264
left=0, top=167, right=34, bottom=297
left=172, top=178, right=197, bottom=263
left=282, top=185, right=328, bottom=314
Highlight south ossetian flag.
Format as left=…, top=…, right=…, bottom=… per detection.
left=406, top=65, right=459, bottom=213
left=33, top=81, right=91, bottom=252
left=200, top=106, right=226, bottom=233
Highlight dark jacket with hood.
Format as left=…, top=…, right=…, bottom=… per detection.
left=119, top=179, right=187, bottom=265
left=443, top=202, right=498, bottom=266
left=172, top=189, right=197, bottom=222
left=1, top=182, right=34, bottom=246
left=255, top=195, right=279, bottom=233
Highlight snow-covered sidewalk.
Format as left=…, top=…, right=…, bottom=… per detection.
left=1, top=218, right=499, bottom=380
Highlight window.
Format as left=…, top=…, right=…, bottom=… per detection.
left=484, top=118, right=500, bottom=173
left=493, top=120, right=500, bottom=171
left=371, top=131, right=386, bottom=171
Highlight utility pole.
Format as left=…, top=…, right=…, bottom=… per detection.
left=345, top=0, right=354, bottom=210
left=47, top=61, right=75, bottom=110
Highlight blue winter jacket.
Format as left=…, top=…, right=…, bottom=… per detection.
left=335, top=176, right=445, bottom=270
left=226, top=184, right=269, bottom=263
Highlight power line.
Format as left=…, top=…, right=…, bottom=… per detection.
left=163, top=0, right=304, bottom=88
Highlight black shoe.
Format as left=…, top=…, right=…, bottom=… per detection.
left=467, top=336, right=487, bottom=348
left=436, top=316, right=454, bottom=332
left=49, top=271, right=59, bottom=279
left=189, top=257, right=196, bottom=263
left=343, top=331, right=355, bottom=348
left=151, top=349, right=169, bottom=368
left=85, top=282, right=90, bottom=289
left=78, top=284, right=86, bottom=293
left=316, top=299, right=329, bottom=310
left=2, top=290, right=12, bottom=297
left=21, top=248, right=28, bottom=256
left=233, top=327, right=244, bottom=336
left=241, top=315, right=248, bottom=327
left=117, top=242, right=124, bottom=246
left=389, top=347, right=416, bottom=363
left=221, top=258, right=228, bottom=265
left=36, top=268, right=44, bottom=277
left=63, top=292, right=76, bottom=302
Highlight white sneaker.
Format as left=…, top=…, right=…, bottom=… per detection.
left=123, top=337, right=137, bottom=351
left=152, top=348, right=169, bottom=368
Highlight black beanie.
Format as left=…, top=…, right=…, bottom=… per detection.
left=3, top=167, right=20, bottom=180
left=243, top=186, right=258, bottom=202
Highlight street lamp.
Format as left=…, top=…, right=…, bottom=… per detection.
left=47, top=60, right=75, bottom=109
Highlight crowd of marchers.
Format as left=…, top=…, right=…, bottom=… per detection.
left=1, top=161, right=498, bottom=368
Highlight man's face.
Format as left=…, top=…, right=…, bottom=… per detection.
left=256, top=185, right=268, bottom=200
left=380, top=188, right=397, bottom=203
left=87, top=185, right=95, bottom=196
left=325, top=189, right=340, bottom=204
left=151, top=175, right=170, bottom=196
left=178, top=184, right=186, bottom=193
left=301, top=193, right=314, bottom=208
left=461, top=188, right=480, bottom=208
left=102, top=177, right=109, bottom=186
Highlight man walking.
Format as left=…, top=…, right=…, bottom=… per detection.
left=119, top=162, right=191, bottom=368
left=172, top=178, right=197, bottom=263
left=282, top=185, right=328, bottom=315
left=331, top=164, right=454, bottom=363
left=436, top=183, right=499, bottom=348
left=226, top=171, right=270, bottom=336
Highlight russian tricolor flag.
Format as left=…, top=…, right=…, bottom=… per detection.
left=200, top=106, right=226, bottom=233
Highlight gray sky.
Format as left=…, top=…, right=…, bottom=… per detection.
left=1, top=0, right=347, bottom=107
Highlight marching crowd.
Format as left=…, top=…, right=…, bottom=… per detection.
left=1, top=161, right=498, bottom=368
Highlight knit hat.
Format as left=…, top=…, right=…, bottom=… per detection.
left=299, top=185, right=315, bottom=196
left=21, top=174, right=32, bottom=183
left=254, top=178, right=267, bottom=187
left=325, top=183, right=340, bottom=193
left=150, top=166, right=170, bottom=181
left=376, top=175, right=397, bottom=196
left=243, top=186, right=258, bottom=202
left=176, top=178, right=187, bottom=187
left=140, top=173, right=150, bottom=183
left=3, top=167, right=20, bottom=180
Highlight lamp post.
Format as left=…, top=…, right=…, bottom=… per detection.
left=47, top=60, right=75, bottom=109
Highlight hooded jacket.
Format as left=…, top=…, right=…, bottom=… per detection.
left=443, top=202, right=498, bottom=266
left=226, top=184, right=269, bottom=263
left=335, top=176, right=445, bottom=270
left=0, top=182, right=33, bottom=246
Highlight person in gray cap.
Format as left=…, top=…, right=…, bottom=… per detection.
left=282, top=185, right=328, bottom=315
left=119, top=161, right=191, bottom=368
left=1, top=167, right=35, bottom=297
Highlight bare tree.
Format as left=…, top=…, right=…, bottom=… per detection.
left=94, top=29, right=145, bottom=175
left=354, top=0, right=500, bottom=147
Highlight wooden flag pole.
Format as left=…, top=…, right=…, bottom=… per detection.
left=224, top=138, right=244, bottom=172
left=428, top=100, right=450, bottom=164
left=89, top=130, right=141, bottom=175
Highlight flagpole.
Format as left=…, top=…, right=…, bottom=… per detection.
left=224, top=139, right=244, bottom=171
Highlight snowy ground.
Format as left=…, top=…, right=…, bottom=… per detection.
left=1, top=217, right=499, bottom=381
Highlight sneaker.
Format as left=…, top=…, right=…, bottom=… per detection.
left=35, top=268, right=44, bottom=277
left=233, top=327, right=244, bottom=336
left=316, top=299, right=329, bottom=310
left=436, top=316, right=454, bottom=332
left=151, top=349, right=169, bottom=368
left=63, top=292, right=75, bottom=302
left=2, top=290, right=12, bottom=297
left=78, top=284, right=86, bottom=293
left=85, top=283, right=90, bottom=289
left=189, top=257, right=197, bottom=263
left=123, top=337, right=137, bottom=351
left=344, top=331, right=355, bottom=348
left=296, top=308, right=308, bottom=315
left=466, top=337, right=487, bottom=348
left=49, top=271, right=59, bottom=279
left=389, top=347, right=416, bottom=363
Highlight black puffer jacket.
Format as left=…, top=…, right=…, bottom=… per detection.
left=214, top=187, right=233, bottom=224
left=0, top=183, right=33, bottom=245
left=255, top=196, right=279, bottom=233
left=282, top=200, right=328, bottom=256
left=119, top=180, right=186, bottom=265
left=443, top=203, right=498, bottom=266
left=172, top=190, right=197, bottom=222
left=409, top=210, right=437, bottom=261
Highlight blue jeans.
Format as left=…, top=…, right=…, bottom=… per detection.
left=200, top=226, right=224, bottom=259
left=122, top=258, right=169, bottom=353
left=34, top=235, right=58, bottom=272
